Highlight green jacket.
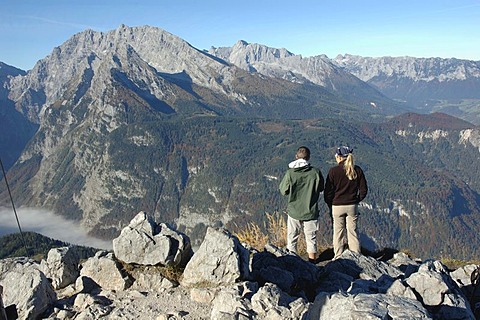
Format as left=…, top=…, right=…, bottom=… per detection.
left=279, top=164, right=324, bottom=221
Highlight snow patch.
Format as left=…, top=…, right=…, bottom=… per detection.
left=208, top=188, right=222, bottom=203
left=264, top=175, right=278, bottom=181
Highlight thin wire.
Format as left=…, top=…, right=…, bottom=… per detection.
left=0, top=157, right=29, bottom=256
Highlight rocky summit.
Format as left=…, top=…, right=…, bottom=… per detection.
left=0, top=212, right=478, bottom=319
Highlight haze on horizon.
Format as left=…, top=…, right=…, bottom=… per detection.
left=1, top=0, right=479, bottom=71
left=0, top=207, right=112, bottom=250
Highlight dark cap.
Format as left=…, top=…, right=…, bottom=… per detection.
left=335, top=146, right=353, bottom=158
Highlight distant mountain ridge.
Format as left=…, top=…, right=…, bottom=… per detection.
left=209, top=40, right=407, bottom=116
left=334, top=54, right=480, bottom=83
left=333, top=54, right=480, bottom=124
left=208, top=42, right=480, bottom=125
left=1, top=25, right=480, bottom=260
left=7, top=25, right=401, bottom=125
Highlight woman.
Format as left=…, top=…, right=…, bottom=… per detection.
left=324, top=146, right=368, bottom=260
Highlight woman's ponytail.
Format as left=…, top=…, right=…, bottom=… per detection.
left=344, top=153, right=357, bottom=180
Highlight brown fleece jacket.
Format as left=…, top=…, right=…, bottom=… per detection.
left=324, top=163, right=368, bottom=206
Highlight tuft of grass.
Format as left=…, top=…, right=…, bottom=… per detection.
left=265, top=212, right=287, bottom=248
left=120, top=261, right=183, bottom=284
left=440, top=257, right=480, bottom=271
left=157, top=265, right=184, bottom=283
left=235, top=211, right=308, bottom=256
left=235, top=221, right=269, bottom=250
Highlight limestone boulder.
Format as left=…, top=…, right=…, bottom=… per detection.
left=318, top=250, right=402, bottom=294
left=181, top=227, right=250, bottom=287
left=0, top=257, right=56, bottom=320
left=113, top=211, right=193, bottom=267
left=210, top=283, right=255, bottom=320
left=251, top=282, right=310, bottom=319
left=80, top=251, right=132, bottom=291
left=450, top=264, right=479, bottom=298
left=406, top=260, right=475, bottom=319
left=309, top=292, right=431, bottom=319
left=40, top=246, right=80, bottom=290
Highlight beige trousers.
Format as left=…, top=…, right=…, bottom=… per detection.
left=287, top=216, right=319, bottom=254
left=332, top=204, right=360, bottom=259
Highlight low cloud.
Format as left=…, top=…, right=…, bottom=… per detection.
left=0, top=207, right=112, bottom=250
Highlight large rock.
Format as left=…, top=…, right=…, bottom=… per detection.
left=251, top=282, right=310, bottom=319
left=308, top=250, right=477, bottom=320
left=40, top=246, right=80, bottom=290
left=113, top=211, right=193, bottom=267
left=129, top=267, right=177, bottom=291
left=251, top=244, right=321, bottom=301
left=309, top=292, right=431, bottom=319
left=210, top=283, right=256, bottom=320
left=181, top=227, right=251, bottom=287
left=80, top=251, right=132, bottom=291
left=72, top=293, right=113, bottom=319
left=405, top=260, right=475, bottom=319
left=318, top=250, right=403, bottom=294
left=0, top=257, right=56, bottom=320
left=450, top=264, right=479, bottom=299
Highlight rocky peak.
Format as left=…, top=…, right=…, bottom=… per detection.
left=7, top=25, right=237, bottom=124
left=231, top=40, right=294, bottom=64
left=334, top=54, right=480, bottom=82
left=211, top=40, right=294, bottom=65
left=0, top=62, right=25, bottom=103
left=209, top=41, right=365, bottom=90
left=209, top=40, right=328, bottom=84
left=206, top=40, right=408, bottom=115
left=333, top=54, right=480, bottom=113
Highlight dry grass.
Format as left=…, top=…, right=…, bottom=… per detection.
left=440, top=257, right=480, bottom=271
left=235, top=222, right=269, bottom=249
left=158, top=265, right=184, bottom=283
left=265, top=211, right=287, bottom=248
left=120, top=261, right=184, bottom=284
left=235, top=212, right=308, bottom=256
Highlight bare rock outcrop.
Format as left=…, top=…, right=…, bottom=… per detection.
left=79, top=251, right=132, bottom=291
left=40, top=246, right=80, bottom=290
left=310, top=291, right=431, bottom=319
left=113, top=211, right=193, bottom=267
left=251, top=245, right=321, bottom=300
left=406, top=259, right=474, bottom=319
left=181, top=227, right=250, bottom=287
left=0, top=257, right=56, bottom=320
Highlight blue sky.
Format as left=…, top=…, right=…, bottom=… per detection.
left=1, top=0, right=479, bottom=70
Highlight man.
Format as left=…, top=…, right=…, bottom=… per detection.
left=279, top=146, right=324, bottom=263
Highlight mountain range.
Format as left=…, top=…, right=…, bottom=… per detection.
left=1, top=25, right=479, bottom=260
